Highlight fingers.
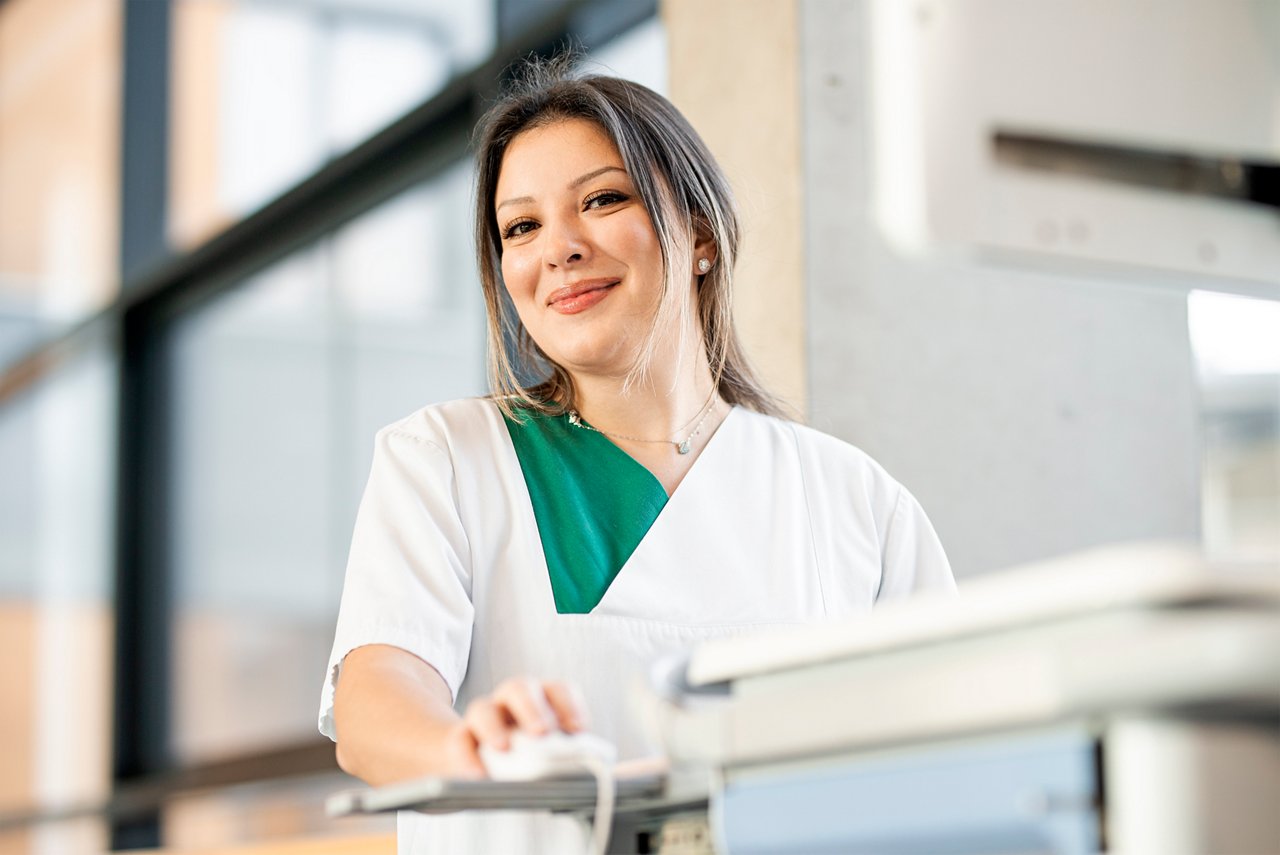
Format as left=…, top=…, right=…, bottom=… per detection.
left=462, top=696, right=512, bottom=749
left=544, top=681, right=588, bottom=732
left=492, top=677, right=558, bottom=736
left=462, top=678, right=590, bottom=751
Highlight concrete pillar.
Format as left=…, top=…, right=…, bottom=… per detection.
left=663, top=0, right=807, bottom=415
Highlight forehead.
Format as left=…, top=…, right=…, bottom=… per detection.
left=495, top=118, right=623, bottom=196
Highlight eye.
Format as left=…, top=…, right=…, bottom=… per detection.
left=584, top=190, right=629, bottom=210
left=501, top=218, right=537, bottom=240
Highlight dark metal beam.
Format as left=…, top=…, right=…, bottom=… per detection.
left=110, top=309, right=172, bottom=851
left=119, top=0, right=171, bottom=283
left=112, top=0, right=173, bottom=847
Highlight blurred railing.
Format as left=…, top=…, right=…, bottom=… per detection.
left=121, top=833, right=396, bottom=855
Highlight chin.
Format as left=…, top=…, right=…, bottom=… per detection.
left=548, top=337, right=635, bottom=378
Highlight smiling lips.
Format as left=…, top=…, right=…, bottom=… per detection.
left=546, top=278, right=620, bottom=314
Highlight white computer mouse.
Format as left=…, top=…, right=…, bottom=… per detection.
left=479, top=730, right=617, bottom=781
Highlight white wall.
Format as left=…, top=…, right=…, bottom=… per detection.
left=800, top=1, right=1202, bottom=577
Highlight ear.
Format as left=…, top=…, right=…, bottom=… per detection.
left=692, top=222, right=718, bottom=274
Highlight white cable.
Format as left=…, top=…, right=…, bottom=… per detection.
left=708, top=765, right=731, bottom=855
left=579, top=755, right=615, bottom=855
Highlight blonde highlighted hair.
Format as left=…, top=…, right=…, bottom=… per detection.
left=472, top=56, right=784, bottom=419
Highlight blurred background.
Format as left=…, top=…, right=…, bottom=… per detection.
left=0, top=0, right=1275, bottom=852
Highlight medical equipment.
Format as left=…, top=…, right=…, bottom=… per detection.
left=651, top=543, right=1280, bottom=854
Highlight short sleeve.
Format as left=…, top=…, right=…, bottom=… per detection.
left=876, top=485, right=956, bottom=602
left=317, top=427, right=475, bottom=742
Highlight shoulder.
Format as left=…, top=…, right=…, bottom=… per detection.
left=744, top=410, right=955, bottom=596
left=735, top=408, right=904, bottom=508
left=789, top=418, right=893, bottom=477
left=375, top=397, right=502, bottom=450
left=363, top=398, right=511, bottom=487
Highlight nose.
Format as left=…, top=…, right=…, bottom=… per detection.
left=542, top=218, right=590, bottom=269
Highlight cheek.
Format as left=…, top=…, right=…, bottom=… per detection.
left=500, top=250, right=538, bottom=300
left=610, top=216, right=664, bottom=274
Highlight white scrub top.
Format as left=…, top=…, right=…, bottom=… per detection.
left=319, top=397, right=954, bottom=853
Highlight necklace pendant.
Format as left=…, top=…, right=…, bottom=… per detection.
left=677, top=438, right=691, bottom=455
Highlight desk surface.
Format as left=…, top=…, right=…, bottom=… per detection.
left=327, top=773, right=666, bottom=818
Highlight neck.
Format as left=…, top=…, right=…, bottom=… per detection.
left=571, top=358, right=721, bottom=441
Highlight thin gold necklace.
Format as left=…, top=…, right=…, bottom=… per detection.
left=567, top=392, right=719, bottom=455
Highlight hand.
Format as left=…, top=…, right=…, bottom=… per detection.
left=446, top=677, right=589, bottom=778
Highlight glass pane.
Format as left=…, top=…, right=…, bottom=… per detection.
left=1189, top=290, right=1280, bottom=562
left=168, top=246, right=337, bottom=762
left=169, top=161, right=486, bottom=763
left=0, top=345, right=116, bottom=853
left=0, top=0, right=121, bottom=370
left=169, top=0, right=495, bottom=248
left=587, top=16, right=667, bottom=95
left=0, top=817, right=108, bottom=855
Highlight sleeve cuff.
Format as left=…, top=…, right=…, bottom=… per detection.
left=317, top=623, right=469, bottom=742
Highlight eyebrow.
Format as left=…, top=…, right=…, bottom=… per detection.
left=495, top=165, right=628, bottom=212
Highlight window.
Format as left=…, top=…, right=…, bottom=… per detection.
left=1189, top=290, right=1280, bottom=562
left=169, top=0, right=495, bottom=248
left=0, top=0, right=663, bottom=846
left=0, top=0, right=121, bottom=369
left=0, top=343, right=116, bottom=853
left=168, top=162, right=485, bottom=764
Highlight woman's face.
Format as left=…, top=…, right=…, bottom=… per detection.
left=494, top=118, right=668, bottom=381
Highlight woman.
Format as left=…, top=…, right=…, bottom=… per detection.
left=319, top=61, right=954, bottom=852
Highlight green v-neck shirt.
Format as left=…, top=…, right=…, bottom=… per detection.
left=502, top=407, right=668, bottom=614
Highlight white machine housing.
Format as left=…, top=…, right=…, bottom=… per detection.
left=870, top=0, right=1280, bottom=290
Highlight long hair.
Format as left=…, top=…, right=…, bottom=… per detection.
left=472, top=55, right=784, bottom=419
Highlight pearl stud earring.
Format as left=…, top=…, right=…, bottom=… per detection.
left=697, top=258, right=711, bottom=273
